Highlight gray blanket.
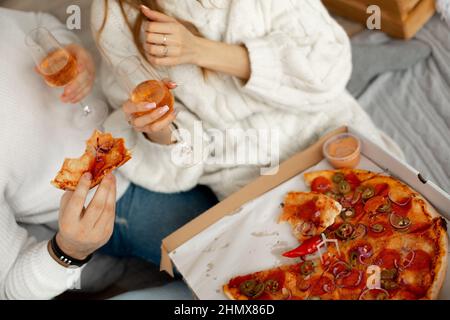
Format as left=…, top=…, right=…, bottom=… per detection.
left=349, top=16, right=450, bottom=193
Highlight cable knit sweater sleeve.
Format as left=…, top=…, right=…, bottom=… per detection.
left=238, top=0, right=352, bottom=112
left=0, top=8, right=81, bottom=300
left=0, top=201, right=77, bottom=300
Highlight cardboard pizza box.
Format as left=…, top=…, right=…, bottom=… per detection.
left=347, top=0, right=422, bottom=18
left=160, top=126, right=450, bottom=299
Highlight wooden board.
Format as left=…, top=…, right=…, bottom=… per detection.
left=322, top=0, right=436, bottom=39
left=354, top=0, right=422, bottom=18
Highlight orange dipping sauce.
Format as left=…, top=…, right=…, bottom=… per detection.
left=323, top=133, right=361, bottom=169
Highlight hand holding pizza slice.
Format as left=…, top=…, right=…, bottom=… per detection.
left=52, top=130, right=131, bottom=191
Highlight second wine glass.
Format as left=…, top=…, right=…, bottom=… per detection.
left=115, top=55, right=175, bottom=121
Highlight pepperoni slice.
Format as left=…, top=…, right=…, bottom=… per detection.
left=297, top=276, right=314, bottom=292
left=311, top=176, right=332, bottom=193
left=406, top=250, right=432, bottom=271
left=311, top=276, right=335, bottom=296
left=335, top=269, right=363, bottom=288
left=408, top=223, right=432, bottom=234
left=353, top=202, right=365, bottom=221
left=375, top=183, right=390, bottom=197
left=331, top=261, right=351, bottom=277
left=391, top=201, right=412, bottom=217
left=374, top=249, right=401, bottom=269
left=364, top=196, right=386, bottom=213
left=295, top=200, right=319, bottom=222
left=345, top=172, right=361, bottom=189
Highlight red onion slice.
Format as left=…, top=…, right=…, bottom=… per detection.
left=351, top=191, right=362, bottom=205
left=336, top=270, right=363, bottom=288
left=323, top=282, right=334, bottom=293
left=388, top=191, right=411, bottom=206
left=296, top=221, right=316, bottom=237
left=354, top=270, right=363, bottom=287
left=358, top=245, right=373, bottom=258
left=297, top=275, right=312, bottom=291
left=402, top=250, right=416, bottom=269
left=389, top=213, right=411, bottom=229
left=282, top=288, right=292, bottom=300
left=359, top=255, right=369, bottom=265
left=335, top=270, right=352, bottom=279
left=394, top=249, right=416, bottom=270
left=331, top=261, right=350, bottom=277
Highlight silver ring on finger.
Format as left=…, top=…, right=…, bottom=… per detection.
left=162, top=45, right=169, bottom=57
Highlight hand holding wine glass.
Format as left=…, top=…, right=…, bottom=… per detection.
left=60, top=44, right=95, bottom=104
left=26, top=27, right=108, bottom=128
left=116, top=55, right=178, bottom=145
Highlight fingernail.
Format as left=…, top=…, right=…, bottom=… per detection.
left=169, top=81, right=178, bottom=88
left=145, top=102, right=157, bottom=110
left=141, top=4, right=150, bottom=11
left=83, top=172, right=92, bottom=180
left=159, top=105, right=170, bottom=114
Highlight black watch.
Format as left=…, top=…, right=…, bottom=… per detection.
left=50, top=234, right=93, bottom=267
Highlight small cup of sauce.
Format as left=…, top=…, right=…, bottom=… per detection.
left=323, top=133, right=361, bottom=169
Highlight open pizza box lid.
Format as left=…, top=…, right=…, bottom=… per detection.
left=160, top=126, right=450, bottom=299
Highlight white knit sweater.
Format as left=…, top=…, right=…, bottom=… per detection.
left=92, top=0, right=395, bottom=199
left=0, top=8, right=130, bottom=299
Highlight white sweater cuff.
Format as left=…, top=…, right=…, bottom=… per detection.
left=241, top=37, right=283, bottom=94
left=30, top=242, right=81, bottom=298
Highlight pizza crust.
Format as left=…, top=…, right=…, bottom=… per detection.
left=422, top=203, right=448, bottom=299
left=222, top=285, right=241, bottom=300
left=372, top=176, right=448, bottom=299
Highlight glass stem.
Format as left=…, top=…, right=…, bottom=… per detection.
left=80, top=99, right=91, bottom=117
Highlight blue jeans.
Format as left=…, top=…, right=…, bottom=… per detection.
left=110, top=281, right=193, bottom=300
left=101, top=183, right=218, bottom=265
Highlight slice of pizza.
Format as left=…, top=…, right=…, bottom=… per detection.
left=223, top=247, right=343, bottom=300
left=279, top=192, right=342, bottom=241
left=52, top=130, right=131, bottom=191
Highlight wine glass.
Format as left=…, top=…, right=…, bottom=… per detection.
left=115, top=55, right=175, bottom=119
left=115, top=56, right=178, bottom=139
left=115, top=56, right=198, bottom=166
left=25, top=27, right=108, bottom=129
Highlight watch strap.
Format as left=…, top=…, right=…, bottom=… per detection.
left=49, top=234, right=92, bottom=267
